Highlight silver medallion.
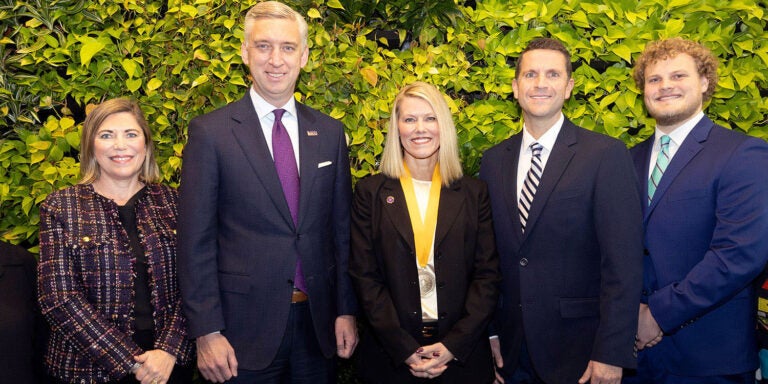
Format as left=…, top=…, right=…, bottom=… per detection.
left=418, top=266, right=436, bottom=298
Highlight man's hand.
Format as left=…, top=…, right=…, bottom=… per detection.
left=196, top=332, right=238, bottom=383
left=489, top=337, right=505, bottom=384
left=636, top=303, right=663, bottom=350
left=335, top=315, right=358, bottom=358
left=578, top=360, right=622, bottom=384
left=133, top=349, right=176, bottom=384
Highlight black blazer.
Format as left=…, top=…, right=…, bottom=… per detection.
left=0, top=242, right=44, bottom=384
left=479, top=119, right=643, bottom=384
left=350, top=174, right=500, bottom=384
left=178, top=93, right=357, bottom=370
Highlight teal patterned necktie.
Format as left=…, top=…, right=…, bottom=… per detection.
left=648, top=135, right=670, bottom=205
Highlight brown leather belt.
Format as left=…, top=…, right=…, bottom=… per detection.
left=291, top=290, right=308, bottom=303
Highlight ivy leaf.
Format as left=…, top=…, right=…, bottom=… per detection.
left=360, top=67, right=378, bottom=87
left=327, top=0, right=345, bottom=10
left=59, top=117, right=75, bottom=130
left=147, top=78, right=163, bottom=91
left=191, top=74, right=209, bottom=88
left=612, top=44, right=632, bottom=63
left=79, top=37, right=106, bottom=67
left=126, top=78, right=142, bottom=92
left=121, top=58, right=139, bottom=78
left=65, top=132, right=80, bottom=148
left=307, top=8, right=321, bottom=19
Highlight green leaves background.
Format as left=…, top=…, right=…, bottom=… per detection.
left=2, top=0, right=767, bottom=247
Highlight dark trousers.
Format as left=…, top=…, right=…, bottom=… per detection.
left=501, top=338, right=545, bottom=384
left=228, top=301, right=335, bottom=384
left=622, top=349, right=754, bottom=384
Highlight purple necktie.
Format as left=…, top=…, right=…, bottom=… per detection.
left=272, top=109, right=306, bottom=293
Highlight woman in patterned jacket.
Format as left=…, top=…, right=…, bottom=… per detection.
left=38, top=98, right=193, bottom=384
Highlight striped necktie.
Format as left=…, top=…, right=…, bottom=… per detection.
left=648, top=135, right=670, bottom=205
left=519, top=142, right=543, bottom=233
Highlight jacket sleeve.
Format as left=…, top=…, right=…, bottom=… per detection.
left=349, top=178, right=421, bottom=364
left=440, top=181, right=501, bottom=363
left=649, top=138, right=768, bottom=331
left=177, top=118, right=227, bottom=338
left=589, top=141, right=644, bottom=368
left=37, top=196, right=142, bottom=380
left=332, top=124, right=358, bottom=316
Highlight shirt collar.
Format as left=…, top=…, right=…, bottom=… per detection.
left=654, top=111, right=704, bottom=148
left=522, top=113, right=564, bottom=153
left=249, top=87, right=298, bottom=121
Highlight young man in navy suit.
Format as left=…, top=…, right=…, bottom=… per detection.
left=627, top=37, right=768, bottom=384
left=177, top=2, right=357, bottom=382
left=480, top=38, right=643, bottom=384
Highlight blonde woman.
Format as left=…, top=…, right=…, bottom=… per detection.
left=350, top=82, right=500, bottom=383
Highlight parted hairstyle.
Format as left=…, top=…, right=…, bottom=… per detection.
left=380, top=81, right=463, bottom=186
left=79, top=98, right=160, bottom=184
left=517, top=37, right=573, bottom=79
left=633, top=37, right=719, bottom=102
left=243, top=1, right=308, bottom=49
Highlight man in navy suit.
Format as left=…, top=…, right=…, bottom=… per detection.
left=627, top=37, right=768, bottom=383
left=177, top=2, right=357, bottom=382
left=480, top=38, right=643, bottom=384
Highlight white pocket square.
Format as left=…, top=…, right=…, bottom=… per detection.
left=317, top=161, right=333, bottom=168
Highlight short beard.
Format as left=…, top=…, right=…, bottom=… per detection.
left=650, top=103, right=701, bottom=129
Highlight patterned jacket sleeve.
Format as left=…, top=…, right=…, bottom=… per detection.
left=150, top=186, right=194, bottom=364
left=37, top=193, right=142, bottom=380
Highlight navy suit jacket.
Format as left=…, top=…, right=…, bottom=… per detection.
left=480, top=119, right=643, bottom=384
left=630, top=116, right=768, bottom=376
left=178, top=93, right=357, bottom=370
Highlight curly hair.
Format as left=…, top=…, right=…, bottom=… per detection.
left=633, top=37, right=718, bottom=101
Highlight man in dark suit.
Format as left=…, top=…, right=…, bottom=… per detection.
left=177, top=2, right=357, bottom=383
left=627, top=37, right=768, bottom=384
left=479, top=38, right=643, bottom=384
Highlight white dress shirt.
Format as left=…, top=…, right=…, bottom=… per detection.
left=249, top=87, right=301, bottom=173
left=516, top=113, right=565, bottom=202
left=646, top=112, right=704, bottom=179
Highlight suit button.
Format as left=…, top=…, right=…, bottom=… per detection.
left=643, top=249, right=649, bottom=255
left=437, top=282, right=445, bottom=288
left=411, top=311, right=419, bottom=317
left=519, top=258, right=528, bottom=267
left=436, top=252, right=442, bottom=260
left=439, top=312, right=447, bottom=319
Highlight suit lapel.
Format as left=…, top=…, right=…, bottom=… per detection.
left=522, top=120, right=577, bottom=240
left=435, top=181, right=465, bottom=248
left=501, top=135, right=525, bottom=246
left=230, top=94, right=295, bottom=228
left=632, top=139, right=653, bottom=218
left=296, top=103, right=321, bottom=230
left=645, top=117, right=712, bottom=221
left=380, top=178, right=415, bottom=252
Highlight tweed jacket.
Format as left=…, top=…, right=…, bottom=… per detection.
left=38, top=183, right=193, bottom=383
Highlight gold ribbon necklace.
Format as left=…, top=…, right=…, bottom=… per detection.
left=400, top=163, right=441, bottom=268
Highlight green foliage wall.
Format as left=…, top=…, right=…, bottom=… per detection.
left=2, top=0, right=767, bottom=246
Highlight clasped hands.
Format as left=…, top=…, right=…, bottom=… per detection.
left=132, top=349, right=176, bottom=384
left=635, top=303, right=663, bottom=351
left=405, top=342, right=454, bottom=380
